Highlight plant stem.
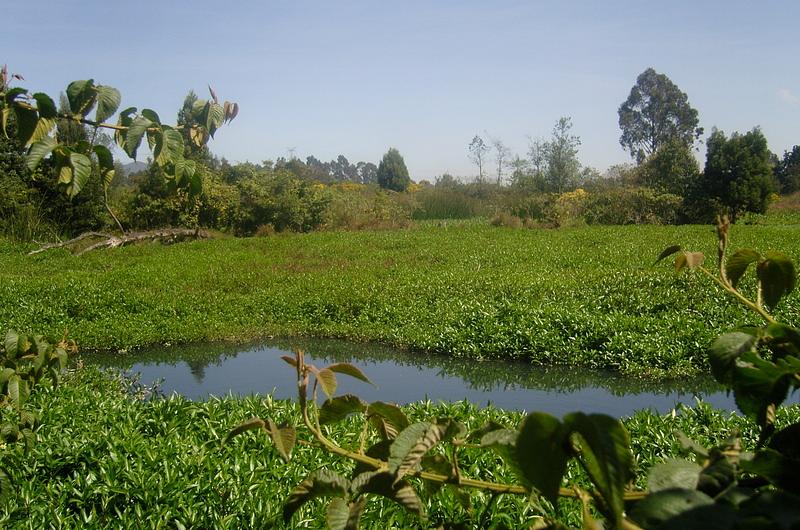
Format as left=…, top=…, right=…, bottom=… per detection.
left=698, top=266, right=777, bottom=324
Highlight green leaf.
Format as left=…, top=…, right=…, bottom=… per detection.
left=114, top=107, right=136, bottom=148
left=124, top=116, right=153, bottom=159
left=206, top=101, right=225, bottom=137
left=154, top=127, right=184, bottom=167
left=94, top=85, right=120, bottom=123
left=93, top=145, right=115, bottom=189
left=0, top=368, right=15, bottom=386
left=283, top=469, right=349, bottom=523
left=66, top=79, right=96, bottom=116
left=366, top=401, right=409, bottom=440
left=316, top=368, right=337, bottom=399
left=515, top=412, right=570, bottom=506
left=266, top=419, right=296, bottom=462
left=757, top=252, right=796, bottom=309
left=655, top=245, right=682, bottom=264
left=326, top=363, right=375, bottom=386
left=4, top=329, right=20, bottom=356
left=345, top=497, right=366, bottom=530
left=174, top=158, right=197, bottom=188
left=709, top=331, right=758, bottom=385
left=768, top=422, right=800, bottom=460
left=326, top=497, right=350, bottom=530
left=648, top=459, right=702, bottom=492
left=3, top=87, right=27, bottom=106
left=26, top=136, right=58, bottom=171
left=31, top=93, right=57, bottom=119
left=628, top=489, right=714, bottom=528
left=350, top=471, right=425, bottom=519
left=223, top=417, right=265, bottom=445
left=697, top=456, right=736, bottom=497
left=352, top=440, right=392, bottom=477
left=726, top=248, right=761, bottom=288
left=564, top=413, right=633, bottom=525
left=141, top=108, right=161, bottom=125
left=0, top=467, right=11, bottom=503
left=13, top=105, right=38, bottom=146
left=319, top=394, right=366, bottom=425
left=65, top=152, right=92, bottom=198
left=388, top=422, right=444, bottom=480
left=468, top=421, right=506, bottom=442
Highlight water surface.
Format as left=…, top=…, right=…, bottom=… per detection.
left=82, top=338, right=771, bottom=417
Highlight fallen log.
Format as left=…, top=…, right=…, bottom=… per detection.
left=28, top=228, right=212, bottom=256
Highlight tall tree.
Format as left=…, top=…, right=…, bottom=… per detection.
left=775, top=145, right=800, bottom=194
left=618, top=68, right=703, bottom=162
left=545, top=117, right=581, bottom=193
left=468, top=135, right=489, bottom=182
left=694, top=127, right=775, bottom=220
left=490, top=137, right=511, bottom=185
left=376, top=148, right=410, bottom=192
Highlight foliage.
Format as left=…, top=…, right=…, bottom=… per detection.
left=583, top=187, right=682, bottom=225
left=775, top=145, right=800, bottom=194
left=226, top=218, right=800, bottom=528
left=618, top=67, right=703, bottom=162
left=411, top=187, right=483, bottom=220
left=325, top=183, right=414, bottom=230
left=0, top=66, right=237, bottom=235
left=4, top=224, right=799, bottom=378
left=545, top=117, right=582, bottom=193
left=634, top=137, right=699, bottom=197
left=468, top=135, right=490, bottom=182
left=376, top=148, right=410, bottom=192
left=693, top=128, right=776, bottom=221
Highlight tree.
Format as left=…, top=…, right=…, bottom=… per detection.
left=376, top=148, right=410, bottom=192
left=775, top=145, right=800, bottom=194
left=618, top=68, right=703, bottom=162
left=490, top=137, right=511, bottom=185
left=694, top=128, right=775, bottom=220
left=635, top=137, right=699, bottom=197
left=545, top=117, right=581, bottom=193
left=468, top=135, right=489, bottom=182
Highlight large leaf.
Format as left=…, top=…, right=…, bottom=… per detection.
left=388, top=422, right=446, bottom=482
left=326, top=497, right=350, bottom=530
left=366, top=401, right=409, bottom=440
left=726, top=248, right=761, bottom=288
left=26, top=136, right=58, bottom=171
left=648, top=459, right=702, bottom=492
left=223, top=417, right=265, bottom=445
left=326, top=363, right=374, bottom=386
left=66, top=79, right=96, bottom=116
left=266, top=419, right=296, bottom=463
left=628, top=488, right=714, bottom=528
left=731, top=350, right=800, bottom=429
left=66, top=152, right=92, bottom=198
left=31, top=92, right=57, bottom=119
left=114, top=107, right=137, bottom=148
left=93, top=145, right=115, bottom=189
left=318, top=394, right=366, bottom=425
left=154, top=127, right=184, bottom=167
left=675, top=251, right=704, bottom=272
left=283, top=469, right=349, bottom=523
left=350, top=471, right=425, bottom=519
left=94, top=85, right=121, bottom=123
left=124, top=116, right=153, bottom=158
left=480, top=428, right=522, bottom=479
left=514, top=412, right=570, bottom=506
left=655, top=245, right=682, bottom=264
left=206, top=101, right=225, bottom=137
left=316, top=368, right=337, bottom=398
left=757, top=252, right=796, bottom=309
left=4, top=329, right=20, bottom=356
left=565, top=413, right=633, bottom=525
left=709, top=331, right=758, bottom=385
left=12, top=105, right=38, bottom=146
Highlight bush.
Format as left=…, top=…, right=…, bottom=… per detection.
left=489, top=211, right=523, bottom=228
left=325, top=184, right=414, bottom=230
left=411, top=188, right=482, bottom=220
left=583, top=187, right=682, bottom=225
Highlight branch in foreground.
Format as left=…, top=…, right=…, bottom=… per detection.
left=28, top=228, right=211, bottom=256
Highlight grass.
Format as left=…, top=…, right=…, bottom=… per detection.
left=1, top=223, right=799, bottom=377
left=2, top=366, right=798, bottom=529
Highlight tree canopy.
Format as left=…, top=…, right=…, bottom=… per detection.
left=376, top=148, right=410, bottom=192
left=775, top=145, right=800, bottom=194
left=694, top=128, right=775, bottom=219
left=618, top=68, right=703, bottom=163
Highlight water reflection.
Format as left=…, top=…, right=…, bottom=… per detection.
left=82, top=337, right=765, bottom=417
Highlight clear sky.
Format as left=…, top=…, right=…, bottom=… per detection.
left=4, top=1, right=799, bottom=180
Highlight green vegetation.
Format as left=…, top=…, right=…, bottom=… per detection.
left=2, top=223, right=798, bottom=378
left=1, top=365, right=796, bottom=528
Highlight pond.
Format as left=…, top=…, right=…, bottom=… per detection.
left=81, top=337, right=778, bottom=417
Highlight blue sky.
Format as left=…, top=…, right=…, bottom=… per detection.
left=4, top=1, right=799, bottom=180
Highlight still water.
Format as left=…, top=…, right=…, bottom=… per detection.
left=82, top=337, right=766, bottom=417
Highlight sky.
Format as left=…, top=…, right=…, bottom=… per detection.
left=4, top=0, right=799, bottom=181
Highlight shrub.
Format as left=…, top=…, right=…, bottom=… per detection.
left=489, top=211, right=523, bottom=228
left=583, top=187, right=682, bottom=225
left=411, top=188, right=482, bottom=220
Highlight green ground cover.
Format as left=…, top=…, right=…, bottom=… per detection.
left=2, top=223, right=798, bottom=377
left=2, top=367, right=798, bottom=529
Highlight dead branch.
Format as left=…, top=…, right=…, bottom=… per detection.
left=28, top=228, right=211, bottom=256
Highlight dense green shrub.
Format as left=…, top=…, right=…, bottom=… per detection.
left=583, top=187, right=682, bottom=225
left=411, top=187, right=482, bottom=220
